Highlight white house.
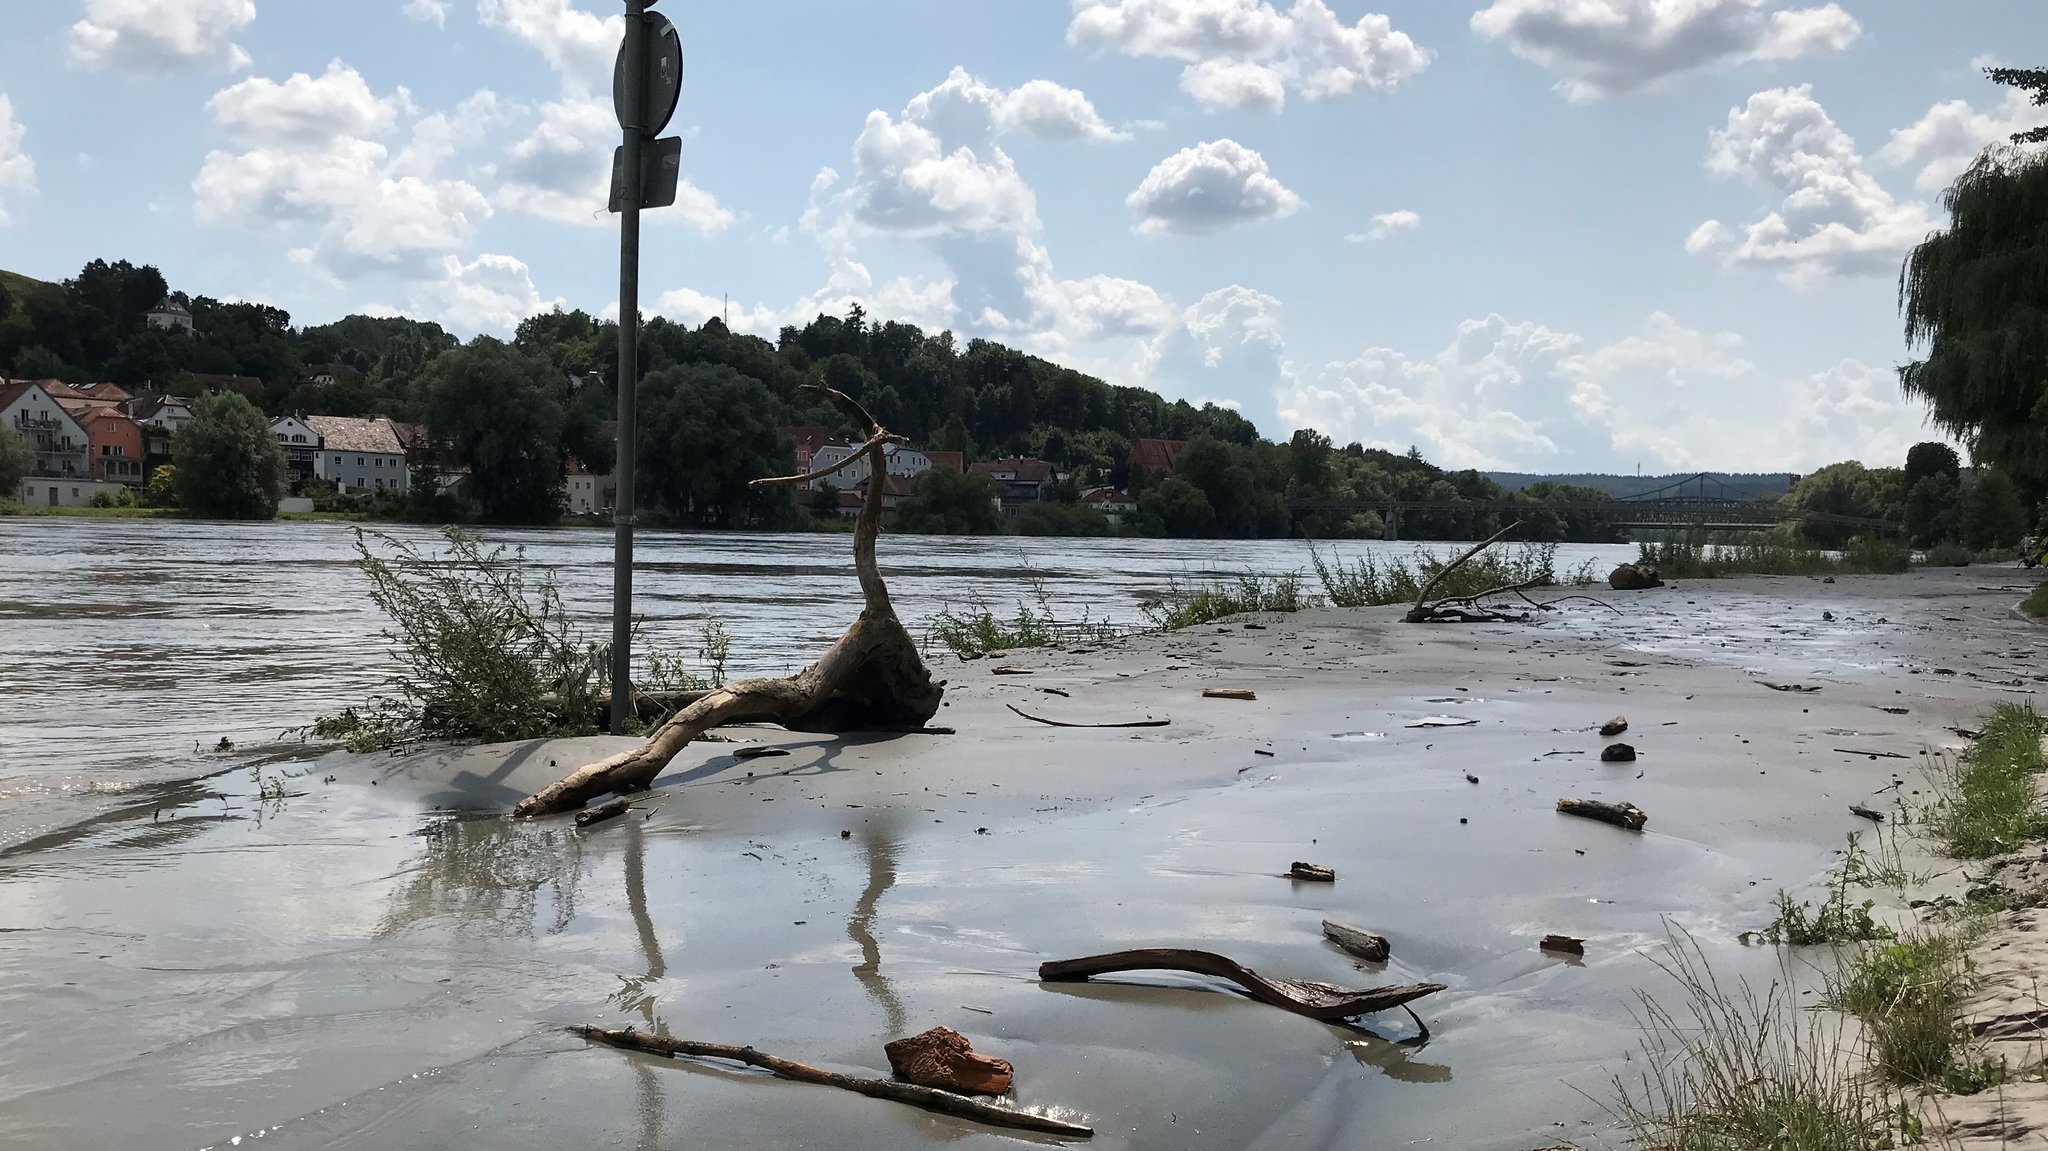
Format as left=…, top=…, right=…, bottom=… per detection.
left=809, top=442, right=934, bottom=488
left=145, top=297, right=195, bottom=333
left=2, top=379, right=92, bottom=484
left=303, top=415, right=411, bottom=493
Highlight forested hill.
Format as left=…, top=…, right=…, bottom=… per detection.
left=1, top=257, right=1852, bottom=542
left=1486, top=472, right=1799, bottom=499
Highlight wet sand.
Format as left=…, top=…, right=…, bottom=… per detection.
left=1, top=567, right=2041, bottom=1150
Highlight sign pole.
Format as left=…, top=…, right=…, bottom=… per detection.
left=609, top=0, right=648, bottom=736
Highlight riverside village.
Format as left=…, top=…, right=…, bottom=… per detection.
left=6, top=4, right=2048, bottom=1150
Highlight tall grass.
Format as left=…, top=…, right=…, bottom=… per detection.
left=1929, top=703, right=2048, bottom=858
left=1143, top=572, right=1313, bottom=630
left=1310, top=541, right=1592, bottom=608
left=1639, top=533, right=1911, bottom=578
left=1611, top=927, right=1911, bottom=1151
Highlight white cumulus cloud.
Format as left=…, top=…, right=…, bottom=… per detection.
left=404, top=0, right=449, bottom=27
left=1687, top=85, right=1936, bottom=284
left=1347, top=208, right=1419, bottom=242
left=1879, top=88, right=2043, bottom=192
left=413, top=253, right=564, bottom=335
left=71, top=0, right=256, bottom=73
left=1276, top=311, right=1932, bottom=471
left=1470, top=0, right=1859, bottom=101
left=194, top=64, right=496, bottom=278
left=1127, top=138, right=1301, bottom=235
left=0, top=95, right=35, bottom=227
left=207, top=61, right=408, bottom=149
left=1069, top=0, right=1429, bottom=111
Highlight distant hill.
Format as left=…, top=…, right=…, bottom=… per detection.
left=1486, top=472, right=1799, bottom=500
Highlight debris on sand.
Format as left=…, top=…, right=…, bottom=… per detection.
left=885, top=1026, right=1014, bottom=1096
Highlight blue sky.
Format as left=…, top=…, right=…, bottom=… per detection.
left=0, top=1, right=2039, bottom=473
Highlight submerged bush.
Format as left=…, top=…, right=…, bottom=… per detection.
left=1143, top=571, right=1313, bottom=630
left=1311, top=541, right=1588, bottom=608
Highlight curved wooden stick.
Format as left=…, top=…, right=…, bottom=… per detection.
left=1038, top=948, right=1443, bottom=1022
left=1005, top=704, right=1169, bottom=729
left=569, top=1026, right=1092, bottom=1138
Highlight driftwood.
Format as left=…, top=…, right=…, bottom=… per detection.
left=884, top=1027, right=1012, bottom=1096
left=1403, top=522, right=1526, bottom=623
left=1539, top=934, right=1586, bottom=956
left=1557, top=798, right=1648, bottom=831
left=1289, top=861, right=1336, bottom=882
left=1005, top=704, right=1169, bottom=729
left=1038, top=948, right=1443, bottom=1023
left=570, top=1026, right=1089, bottom=1138
left=1322, top=920, right=1391, bottom=962
left=514, top=386, right=944, bottom=818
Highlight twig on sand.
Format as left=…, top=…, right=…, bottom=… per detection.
left=568, top=1026, right=1093, bottom=1138
left=1005, top=703, right=1169, bottom=729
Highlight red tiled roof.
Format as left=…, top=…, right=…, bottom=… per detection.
left=969, top=457, right=1054, bottom=483
left=1128, top=438, right=1187, bottom=475
left=923, top=450, right=963, bottom=473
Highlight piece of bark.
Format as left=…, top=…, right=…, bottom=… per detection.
left=513, top=385, right=944, bottom=818
left=883, top=1027, right=1012, bottom=1096
left=570, top=1027, right=1088, bottom=1138
left=1599, top=716, right=1628, bottom=737
left=1539, top=934, right=1586, bottom=956
left=1321, top=920, right=1390, bottom=963
left=1038, top=948, right=1442, bottom=1023
left=574, top=797, right=631, bottom=828
left=1850, top=804, right=1886, bottom=823
left=1203, top=688, right=1257, bottom=701
left=1289, top=861, right=1336, bottom=882
left=1601, top=743, right=1636, bottom=763
left=1556, top=798, right=1647, bottom=831
left=1004, top=704, right=1169, bottom=729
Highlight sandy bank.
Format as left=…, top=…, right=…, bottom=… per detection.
left=0, top=566, right=2042, bottom=1150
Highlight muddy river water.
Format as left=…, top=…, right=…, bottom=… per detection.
left=0, top=518, right=2040, bottom=1150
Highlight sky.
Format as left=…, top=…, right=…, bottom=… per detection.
left=0, top=1, right=2039, bottom=475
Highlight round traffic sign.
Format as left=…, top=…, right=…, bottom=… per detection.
left=614, top=12, right=683, bottom=135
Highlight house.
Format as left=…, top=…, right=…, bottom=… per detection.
left=969, top=457, right=1056, bottom=516
left=268, top=416, right=323, bottom=487
left=1083, top=487, right=1138, bottom=524
left=565, top=458, right=616, bottom=516
left=145, top=297, right=195, bottom=334
left=2, top=380, right=92, bottom=482
left=1128, top=438, right=1188, bottom=479
left=303, top=415, right=411, bottom=493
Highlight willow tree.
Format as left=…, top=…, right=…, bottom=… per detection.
left=1898, top=70, right=2048, bottom=486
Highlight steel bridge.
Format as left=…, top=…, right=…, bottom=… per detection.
left=1286, top=473, right=1901, bottom=539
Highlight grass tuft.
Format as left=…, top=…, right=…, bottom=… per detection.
left=1143, top=571, right=1313, bottom=630
left=1929, top=703, right=2048, bottom=859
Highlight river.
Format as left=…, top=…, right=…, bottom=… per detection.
left=0, top=517, right=1635, bottom=849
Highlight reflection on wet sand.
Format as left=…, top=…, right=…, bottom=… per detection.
left=848, top=820, right=908, bottom=1038
left=375, top=815, right=586, bottom=939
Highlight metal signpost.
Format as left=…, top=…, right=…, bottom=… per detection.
left=608, top=1, right=685, bottom=734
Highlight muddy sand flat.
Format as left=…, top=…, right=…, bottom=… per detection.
left=0, top=567, right=2040, bottom=1150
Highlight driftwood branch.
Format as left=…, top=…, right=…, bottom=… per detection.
left=514, top=384, right=942, bottom=818
left=1556, top=797, right=1648, bottom=831
left=1403, top=522, right=1525, bottom=623
left=1005, top=704, right=1170, bottom=729
left=569, top=1026, right=1092, bottom=1138
left=1039, top=948, right=1442, bottom=1023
